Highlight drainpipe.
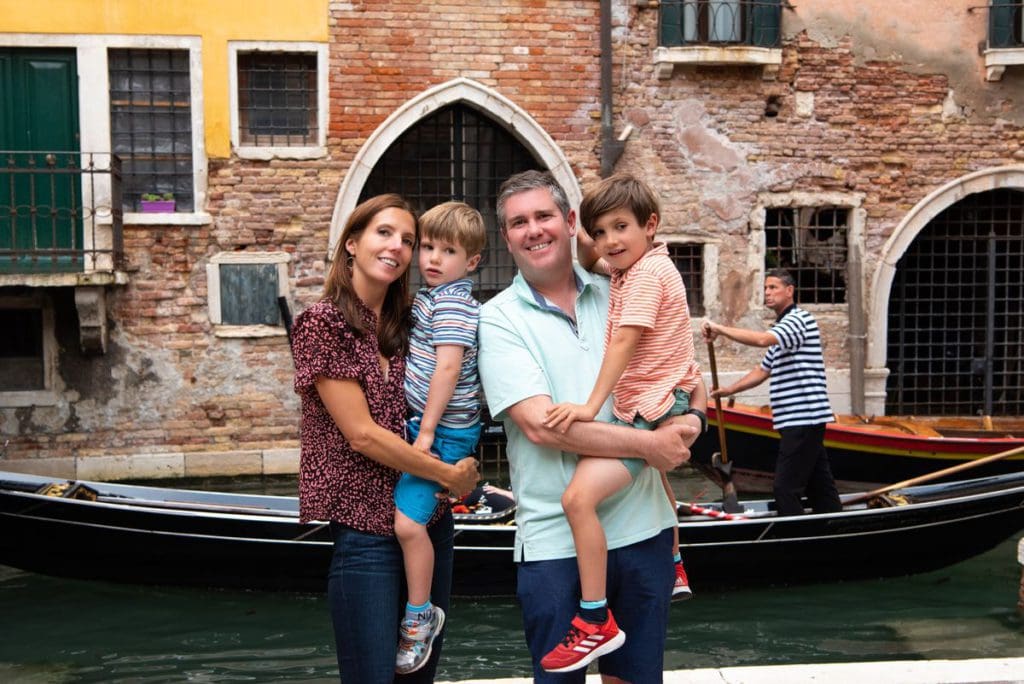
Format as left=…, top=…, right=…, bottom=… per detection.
left=600, top=0, right=625, bottom=177
left=848, top=237, right=866, bottom=415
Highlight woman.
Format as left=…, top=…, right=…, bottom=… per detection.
left=291, top=194, right=480, bottom=682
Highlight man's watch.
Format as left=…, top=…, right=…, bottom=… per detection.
left=683, top=408, right=708, bottom=433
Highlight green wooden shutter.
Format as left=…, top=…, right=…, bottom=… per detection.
left=661, top=1, right=684, bottom=46
left=990, top=0, right=1019, bottom=48
left=220, top=264, right=281, bottom=326
left=750, top=0, right=782, bottom=47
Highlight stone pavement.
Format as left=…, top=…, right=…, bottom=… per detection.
left=442, top=657, right=1024, bottom=683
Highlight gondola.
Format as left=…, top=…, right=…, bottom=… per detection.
left=1, top=468, right=1023, bottom=596
left=690, top=403, right=1024, bottom=492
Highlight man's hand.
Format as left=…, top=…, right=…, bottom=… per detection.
left=702, top=320, right=720, bottom=342
left=543, top=401, right=597, bottom=432
left=446, top=456, right=480, bottom=498
left=644, top=421, right=698, bottom=472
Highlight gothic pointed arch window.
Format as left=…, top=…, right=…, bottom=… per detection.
left=359, top=103, right=543, bottom=302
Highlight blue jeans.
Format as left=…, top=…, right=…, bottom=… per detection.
left=516, top=527, right=675, bottom=683
left=327, top=511, right=454, bottom=683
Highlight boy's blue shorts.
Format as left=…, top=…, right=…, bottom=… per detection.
left=611, top=387, right=691, bottom=479
left=394, top=416, right=481, bottom=525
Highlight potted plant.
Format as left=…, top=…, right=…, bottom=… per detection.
left=140, top=192, right=176, bottom=213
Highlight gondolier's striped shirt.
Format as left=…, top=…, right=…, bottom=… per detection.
left=760, top=305, right=834, bottom=430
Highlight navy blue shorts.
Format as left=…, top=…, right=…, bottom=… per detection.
left=516, top=526, right=675, bottom=683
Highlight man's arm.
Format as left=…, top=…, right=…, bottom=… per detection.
left=711, top=366, right=770, bottom=399
left=703, top=320, right=778, bottom=348
left=412, top=344, right=465, bottom=453
left=506, top=394, right=696, bottom=472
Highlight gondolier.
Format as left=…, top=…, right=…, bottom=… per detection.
left=702, top=268, right=842, bottom=516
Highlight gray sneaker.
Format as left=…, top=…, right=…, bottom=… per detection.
left=395, top=606, right=446, bottom=675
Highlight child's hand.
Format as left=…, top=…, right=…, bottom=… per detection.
left=413, top=431, right=436, bottom=456
left=543, top=402, right=597, bottom=432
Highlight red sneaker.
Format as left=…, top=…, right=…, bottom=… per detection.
left=672, top=561, right=693, bottom=601
left=540, top=611, right=626, bottom=673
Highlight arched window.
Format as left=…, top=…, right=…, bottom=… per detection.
left=360, top=103, right=543, bottom=302
left=887, top=188, right=1024, bottom=416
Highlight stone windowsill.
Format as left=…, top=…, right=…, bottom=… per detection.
left=983, top=47, right=1024, bottom=81
left=654, top=45, right=782, bottom=79
left=0, top=271, right=130, bottom=288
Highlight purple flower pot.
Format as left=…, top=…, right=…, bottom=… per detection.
left=140, top=200, right=176, bottom=213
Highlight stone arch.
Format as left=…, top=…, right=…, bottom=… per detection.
left=328, top=77, right=579, bottom=256
left=867, top=165, right=1024, bottom=376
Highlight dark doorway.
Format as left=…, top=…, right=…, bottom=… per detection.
left=886, top=188, right=1024, bottom=416
left=360, top=103, right=543, bottom=302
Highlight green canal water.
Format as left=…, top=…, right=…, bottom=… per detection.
left=1, top=473, right=1023, bottom=682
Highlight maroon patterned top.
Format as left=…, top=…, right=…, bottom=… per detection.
left=292, top=298, right=414, bottom=533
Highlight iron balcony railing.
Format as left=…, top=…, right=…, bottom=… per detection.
left=985, top=1, right=1024, bottom=48
left=0, top=152, right=124, bottom=274
left=660, top=0, right=783, bottom=48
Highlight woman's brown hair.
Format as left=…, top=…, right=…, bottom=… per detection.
left=324, top=194, right=418, bottom=358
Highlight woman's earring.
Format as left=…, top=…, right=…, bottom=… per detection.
left=346, top=252, right=354, bottom=268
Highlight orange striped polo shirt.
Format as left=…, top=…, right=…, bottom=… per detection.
left=607, top=242, right=701, bottom=423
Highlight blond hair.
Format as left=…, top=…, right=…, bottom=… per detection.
left=420, top=201, right=486, bottom=256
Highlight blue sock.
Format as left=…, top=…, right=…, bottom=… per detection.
left=406, top=599, right=432, bottom=623
left=674, top=553, right=682, bottom=564
left=579, top=597, right=608, bottom=624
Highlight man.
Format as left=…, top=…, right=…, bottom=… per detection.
left=702, top=268, right=842, bottom=516
left=477, top=170, right=706, bottom=683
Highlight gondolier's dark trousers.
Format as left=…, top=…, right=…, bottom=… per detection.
left=775, top=424, right=842, bottom=516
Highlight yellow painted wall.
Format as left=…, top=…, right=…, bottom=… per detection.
left=0, top=0, right=329, bottom=157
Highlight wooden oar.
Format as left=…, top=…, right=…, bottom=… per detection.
left=843, top=444, right=1024, bottom=507
left=707, top=340, right=742, bottom=513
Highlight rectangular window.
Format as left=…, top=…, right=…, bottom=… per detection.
left=667, top=243, right=705, bottom=316
left=237, top=52, right=318, bottom=147
left=660, top=0, right=781, bottom=47
left=764, top=207, right=849, bottom=304
left=219, top=263, right=281, bottom=326
left=0, top=308, right=44, bottom=391
left=207, top=252, right=290, bottom=337
left=109, top=48, right=194, bottom=212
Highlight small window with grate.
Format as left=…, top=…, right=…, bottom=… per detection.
left=109, top=48, right=194, bottom=213
left=207, top=252, right=290, bottom=336
left=764, top=207, right=848, bottom=304
left=667, top=242, right=705, bottom=316
left=237, top=52, right=318, bottom=147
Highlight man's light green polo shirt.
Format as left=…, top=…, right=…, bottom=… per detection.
left=478, top=265, right=677, bottom=563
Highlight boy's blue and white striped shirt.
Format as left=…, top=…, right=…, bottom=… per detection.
left=405, top=278, right=481, bottom=428
left=760, top=305, right=834, bottom=430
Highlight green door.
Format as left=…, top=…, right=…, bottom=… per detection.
left=0, top=48, right=82, bottom=272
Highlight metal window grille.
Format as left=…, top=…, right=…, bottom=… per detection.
left=360, top=103, right=542, bottom=303
left=988, top=1, right=1024, bottom=48
left=667, top=243, right=705, bottom=316
left=0, top=307, right=44, bottom=390
left=109, top=49, right=193, bottom=212
left=237, top=53, right=317, bottom=147
left=764, top=206, right=848, bottom=304
left=887, top=188, right=1024, bottom=416
left=660, top=0, right=782, bottom=47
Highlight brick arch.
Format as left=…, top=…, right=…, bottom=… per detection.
left=328, top=77, right=579, bottom=256
left=867, top=165, right=1024, bottom=376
